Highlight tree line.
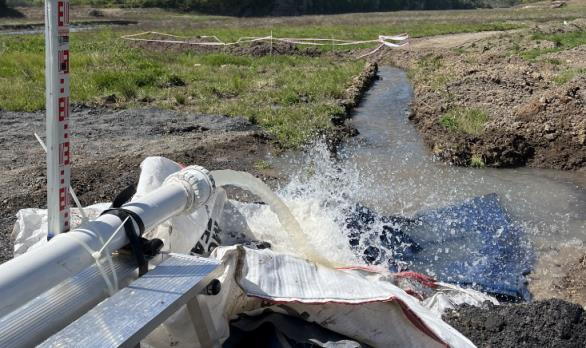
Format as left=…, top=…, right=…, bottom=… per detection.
left=132, top=0, right=526, bottom=15
left=3, top=0, right=531, bottom=15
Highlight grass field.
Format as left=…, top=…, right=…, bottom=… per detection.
left=519, top=30, right=586, bottom=59
left=2, top=2, right=586, bottom=147
left=0, top=29, right=364, bottom=147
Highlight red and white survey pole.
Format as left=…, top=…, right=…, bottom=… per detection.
left=45, top=0, right=70, bottom=236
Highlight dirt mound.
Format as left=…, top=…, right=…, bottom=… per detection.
left=130, top=38, right=324, bottom=57
left=232, top=41, right=322, bottom=57
left=444, top=299, right=586, bottom=347
left=383, top=21, right=586, bottom=170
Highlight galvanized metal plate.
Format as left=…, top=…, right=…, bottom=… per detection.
left=0, top=255, right=136, bottom=348
left=39, top=253, right=221, bottom=348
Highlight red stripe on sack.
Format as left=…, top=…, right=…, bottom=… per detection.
left=394, top=271, right=437, bottom=289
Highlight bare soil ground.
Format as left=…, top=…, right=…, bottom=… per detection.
left=443, top=299, right=586, bottom=347
left=0, top=106, right=280, bottom=263
left=381, top=20, right=586, bottom=170
left=529, top=242, right=586, bottom=308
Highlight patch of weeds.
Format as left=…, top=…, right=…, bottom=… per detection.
left=254, top=160, right=272, bottom=170
left=199, top=54, right=252, bottom=67
left=470, top=154, right=485, bottom=168
left=119, top=82, right=137, bottom=100
left=165, top=74, right=186, bottom=87
left=534, top=31, right=586, bottom=50
left=452, top=47, right=466, bottom=54
left=522, top=30, right=586, bottom=60
left=410, top=54, right=446, bottom=88
left=417, top=54, right=443, bottom=72
left=175, top=94, right=186, bottom=105
left=554, top=68, right=586, bottom=85
left=521, top=48, right=555, bottom=60
left=547, top=58, right=562, bottom=65
left=431, top=73, right=452, bottom=91
left=440, top=107, right=488, bottom=136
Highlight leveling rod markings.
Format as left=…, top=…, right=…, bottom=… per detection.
left=45, top=0, right=71, bottom=236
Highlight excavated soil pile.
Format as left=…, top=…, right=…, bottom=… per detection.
left=130, top=38, right=324, bottom=57
left=444, top=299, right=586, bottom=347
left=384, top=20, right=586, bottom=170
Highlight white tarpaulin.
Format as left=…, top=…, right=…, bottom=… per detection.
left=13, top=156, right=478, bottom=347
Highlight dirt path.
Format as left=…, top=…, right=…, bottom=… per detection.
left=406, top=30, right=517, bottom=50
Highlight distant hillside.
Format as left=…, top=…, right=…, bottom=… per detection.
left=4, top=0, right=537, bottom=16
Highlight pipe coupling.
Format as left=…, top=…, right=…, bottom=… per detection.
left=163, top=165, right=216, bottom=213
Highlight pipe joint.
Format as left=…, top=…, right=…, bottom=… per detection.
left=164, top=165, right=216, bottom=213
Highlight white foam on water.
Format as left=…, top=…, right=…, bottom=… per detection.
left=212, top=155, right=361, bottom=266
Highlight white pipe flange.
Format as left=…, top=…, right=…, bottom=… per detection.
left=163, top=165, right=216, bottom=213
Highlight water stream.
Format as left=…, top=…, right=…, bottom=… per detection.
left=211, top=169, right=335, bottom=266
left=222, top=66, right=585, bottom=291
left=341, top=66, right=586, bottom=246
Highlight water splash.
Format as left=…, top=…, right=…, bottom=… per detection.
left=211, top=169, right=341, bottom=266
left=215, top=66, right=585, bottom=282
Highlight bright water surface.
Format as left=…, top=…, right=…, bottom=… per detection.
left=269, top=66, right=585, bottom=265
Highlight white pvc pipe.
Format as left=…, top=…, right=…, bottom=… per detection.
left=0, top=166, right=214, bottom=318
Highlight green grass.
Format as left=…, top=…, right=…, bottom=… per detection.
left=141, top=21, right=522, bottom=43
left=254, top=160, right=272, bottom=170
left=0, top=8, right=529, bottom=149
left=2, top=4, right=562, bottom=149
left=440, top=107, right=488, bottom=136
left=554, top=68, right=586, bottom=85
left=0, top=30, right=363, bottom=148
left=470, top=153, right=485, bottom=168
left=521, top=30, right=586, bottom=60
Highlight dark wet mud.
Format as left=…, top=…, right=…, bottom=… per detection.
left=444, top=299, right=586, bottom=347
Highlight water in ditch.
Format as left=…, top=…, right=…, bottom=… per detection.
left=226, top=66, right=586, bottom=296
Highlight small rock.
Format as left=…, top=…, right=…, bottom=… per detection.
left=88, top=9, right=104, bottom=17
left=545, top=133, right=557, bottom=141
left=103, top=94, right=117, bottom=103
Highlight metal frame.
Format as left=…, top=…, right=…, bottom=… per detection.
left=39, top=254, right=222, bottom=348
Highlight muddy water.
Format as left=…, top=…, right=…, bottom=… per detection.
left=271, top=66, right=585, bottom=280
left=344, top=66, right=586, bottom=245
